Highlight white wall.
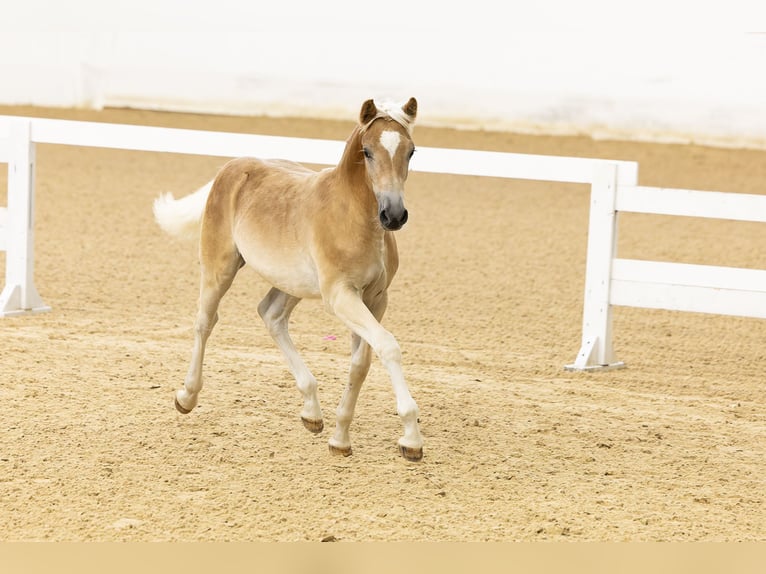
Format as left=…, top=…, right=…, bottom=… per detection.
left=2, top=0, right=766, bottom=148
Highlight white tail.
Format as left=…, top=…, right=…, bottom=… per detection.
left=152, top=181, right=213, bottom=239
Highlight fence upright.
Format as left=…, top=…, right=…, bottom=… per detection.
left=0, top=118, right=49, bottom=316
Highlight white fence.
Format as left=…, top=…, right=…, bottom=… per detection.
left=565, top=163, right=766, bottom=370
left=0, top=114, right=638, bottom=318
left=2, top=115, right=764, bottom=371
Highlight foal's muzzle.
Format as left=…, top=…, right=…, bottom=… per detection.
left=377, top=191, right=408, bottom=230
left=379, top=206, right=409, bottom=231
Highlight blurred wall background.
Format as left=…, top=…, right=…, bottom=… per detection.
left=1, top=0, right=765, bottom=148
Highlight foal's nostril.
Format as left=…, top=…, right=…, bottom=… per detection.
left=400, top=209, right=409, bottom=225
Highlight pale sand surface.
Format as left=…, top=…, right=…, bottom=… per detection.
left=0, top=105, right=764, bottom=541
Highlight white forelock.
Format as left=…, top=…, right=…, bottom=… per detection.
left=371, top=99, right=415, bottom=134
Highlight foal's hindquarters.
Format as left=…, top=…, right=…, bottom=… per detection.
left=168, top=144, right=424, bottom=461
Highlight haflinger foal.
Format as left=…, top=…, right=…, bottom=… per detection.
left=153, top=98, right=424, bottom=461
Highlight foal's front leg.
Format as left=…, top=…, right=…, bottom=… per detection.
left=328, top=286, right=423, bottom=461
left=328, top=332, right=372, bottom=456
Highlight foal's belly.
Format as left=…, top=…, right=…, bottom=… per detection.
left=239, top=245, right=321, bottom=299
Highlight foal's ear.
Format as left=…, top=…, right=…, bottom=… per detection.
left=359, top=99, right=378, bottom=125
left=402, top=97, right=417, bottom=122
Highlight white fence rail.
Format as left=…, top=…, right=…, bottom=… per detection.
left=0, top=116, right=640, bottom=183
left=610, top=259, right=766, bottom=319
left=0, top=115, right=638, bottom=319
left=566, top=164, right=766, bottom=370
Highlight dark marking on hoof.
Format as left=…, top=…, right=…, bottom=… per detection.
left=329, top=444, right=352, bottom=457
left=302, top=417, right=324, bottom=434
left=174, top=397, right=192, bottom=414
left=399, top=444, right=423, bottom=462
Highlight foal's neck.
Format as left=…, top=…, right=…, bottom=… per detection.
left=326, top=125, right=380, bottom=228
left=335, top=126, right=367, bottom=183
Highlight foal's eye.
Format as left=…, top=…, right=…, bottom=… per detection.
left=408, top=147, right=416, bottom=160
left=362, top=148, right=373, bottom=160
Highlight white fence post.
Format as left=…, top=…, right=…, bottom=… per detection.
left=0, top=118, right=50, bottom=316
left=565, top=163, right=624, bottom=371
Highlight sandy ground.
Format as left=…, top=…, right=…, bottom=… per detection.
left=0, top=105, right=764, bottom=542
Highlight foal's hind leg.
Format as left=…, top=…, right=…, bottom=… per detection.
left=258, top=288, right=324, bottom=432
left=175, top=246, right=243, bottom=413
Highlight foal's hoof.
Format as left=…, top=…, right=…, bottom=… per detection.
left=398, top=444, right=423, bottom=462
left=329, top=443, right=353, bottom=457
left=174, top=397, right=192, bottom=414
left=301, top=417, right=324, bottom=434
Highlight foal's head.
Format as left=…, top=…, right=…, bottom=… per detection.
left=358, top=97, right=417, bottom=231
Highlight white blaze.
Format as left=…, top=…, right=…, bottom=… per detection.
left=379, top=130, right=401, bottom=160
